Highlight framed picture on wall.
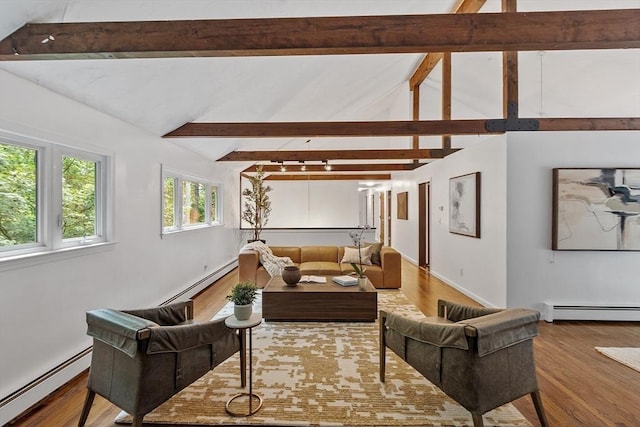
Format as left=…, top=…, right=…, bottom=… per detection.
left=397, top=192, right=408, bottom=220
left=449, top=172, right=481, bottom=238
left=552, top=168, right=640, bottom=251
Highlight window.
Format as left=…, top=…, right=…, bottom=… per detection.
left=0, top=143, right=37, bottom=247
left=163, top=176, right=176, bottom=229
left=182, top=180, right=206, bottom=226
left=162, top=168, right=222, bottom=234
left=0, top=133, right=112, bottom=258
left=62, top=156, right=98, bottom=240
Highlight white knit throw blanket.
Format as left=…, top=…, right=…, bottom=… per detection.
left=241, top=241, right=294, bottom=278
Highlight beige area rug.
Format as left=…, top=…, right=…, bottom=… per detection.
left=116, top=290, right=531, bottom=426
left=595, top=347, right=640, bottom=372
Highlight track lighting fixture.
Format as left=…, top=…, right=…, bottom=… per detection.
left=323, top=160, right=332, bottom=171
left=279, top=161, right=287, bottom=172
left=299, top=161, right=306, bottom=171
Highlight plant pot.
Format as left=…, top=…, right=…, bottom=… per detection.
left=358, top=276, right=368, bottom=291
left=282, top=265, right=301, bottom=286
left=234, top=303, right=253, bottom=321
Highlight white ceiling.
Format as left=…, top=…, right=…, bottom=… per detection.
left=1, top=0, right=638, bottom=162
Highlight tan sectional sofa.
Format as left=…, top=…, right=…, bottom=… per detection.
left=238, top=245, right=401, bottom=289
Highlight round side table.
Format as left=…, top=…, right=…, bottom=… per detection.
left=225, top=313, right=263, bottom=416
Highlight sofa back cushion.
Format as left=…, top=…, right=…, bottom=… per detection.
left=270, top=246, right=301, bottom=264
left=364, top=242, right=383, bottom=265
left=300, top=246, right=338, bottom=263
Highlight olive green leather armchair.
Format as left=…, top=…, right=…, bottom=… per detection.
left=380, top=300, right=548, bottom=427
left=78, top=300, right=245, bottom=427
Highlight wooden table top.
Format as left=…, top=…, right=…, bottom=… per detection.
left=264, top=275, right=375, bottom=293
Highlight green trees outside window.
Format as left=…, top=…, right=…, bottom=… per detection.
left=62, top=156, right=97, bottom=239
left=183, top=180, right=205, bottom=225
left=210, top=186, right=218, bottom=223
left=0, top=143, right=37, bottom=246
left=163, top=177, right=175, bottom=229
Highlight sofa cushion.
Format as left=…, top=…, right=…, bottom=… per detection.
left=300, top=246, right=338, bottom=263
left=271, top=246, right=301, bottom=264
left=364, top=241, right=383, bottom=266
left=340, top=245, right=373, bottom=265
left=300, top=261, right=342, bottom=276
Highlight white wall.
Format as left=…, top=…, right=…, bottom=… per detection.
left=238, top=179, right=376, bottom=246
left=257, top=228, right=377, bottom=247
left=392, top=136, right=508, bottom=307
left=0, top=71, right=241, bottom=423
left=263, top=180, right=362, bottom=228
left=506, top=131, right=640, bottom=312
left=392, top=131, right=640, bottom=314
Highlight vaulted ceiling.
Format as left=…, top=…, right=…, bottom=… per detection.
left=1, top=0, right=639, bottom=176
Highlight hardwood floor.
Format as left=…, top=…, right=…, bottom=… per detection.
left=9, top=259, right=640, bottom=426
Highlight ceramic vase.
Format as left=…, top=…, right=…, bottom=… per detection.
left=358, top=276, right=368, bottom=291
left=234, top=303, right=252, bottom=321
left=282, top=265, right=302, bottom=286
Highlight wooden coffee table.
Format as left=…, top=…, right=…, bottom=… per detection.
left=262, top=276, right=377, bottom=322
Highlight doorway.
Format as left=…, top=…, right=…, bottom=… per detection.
left=379, top=191, right=392, bottom=246
left=418, top=182, right=430, bottom=269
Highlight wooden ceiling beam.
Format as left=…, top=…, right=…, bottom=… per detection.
left=442, top=52, right=452, bottom=150
left=175, top=116, right=638, bottom=139
left=536, top=118, right=640, bottom=131
left=502, top=0, right=519, bottom=119
left=264, top=174, right=391, bottom=181
left=243, top=163, right=423, bottom=172
left=164, top=119, right=496, bottom=138
left=218, top=149, right=456, bottom=162
left=2, top=9, right=639, bottom=60
left=409, top=0, right=487, bottom=89
left=410, top=53, right=444, bottom=91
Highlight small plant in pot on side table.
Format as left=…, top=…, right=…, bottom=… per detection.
left=227, top=282, right=259, bottom=320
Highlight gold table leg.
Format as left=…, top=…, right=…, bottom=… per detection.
left=225, top=326, right=263, bottom=416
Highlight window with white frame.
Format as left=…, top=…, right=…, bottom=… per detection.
left=162, top=168, right=222, bottom=233
left=0, top=134, right=112, bottom=258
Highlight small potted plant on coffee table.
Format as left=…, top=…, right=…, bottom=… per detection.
left=227, top=281, right=259, bottom=320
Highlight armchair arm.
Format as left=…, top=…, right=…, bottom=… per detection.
left=437, top=299, right=501, bottom=322
left=146, top=317, right=236, bottom=355
left=86, top=309, right=159, bottom=357
left=382, top=310, right=469, bottom=350
left=124, top=300, right=193, bottom=326
left=460, top=308, right=540, bottom=356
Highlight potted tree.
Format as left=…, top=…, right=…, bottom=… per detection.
left=227, top=281, right=259, bottom=320
left=241, top=165, right=272, bottom=243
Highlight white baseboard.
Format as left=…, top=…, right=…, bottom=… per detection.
left=399, top=255, right=494, bottom=308
left=428, top=270, right=496, bottom=308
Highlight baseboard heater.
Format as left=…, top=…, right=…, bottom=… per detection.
left=543, top=303, right=640, bottom=322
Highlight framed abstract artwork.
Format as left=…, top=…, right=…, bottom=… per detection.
left=397, top=192, right=408, bottom=220
left=449, top=172, right=481, bottom=238
left=552, top=168, right=640, bottom=251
